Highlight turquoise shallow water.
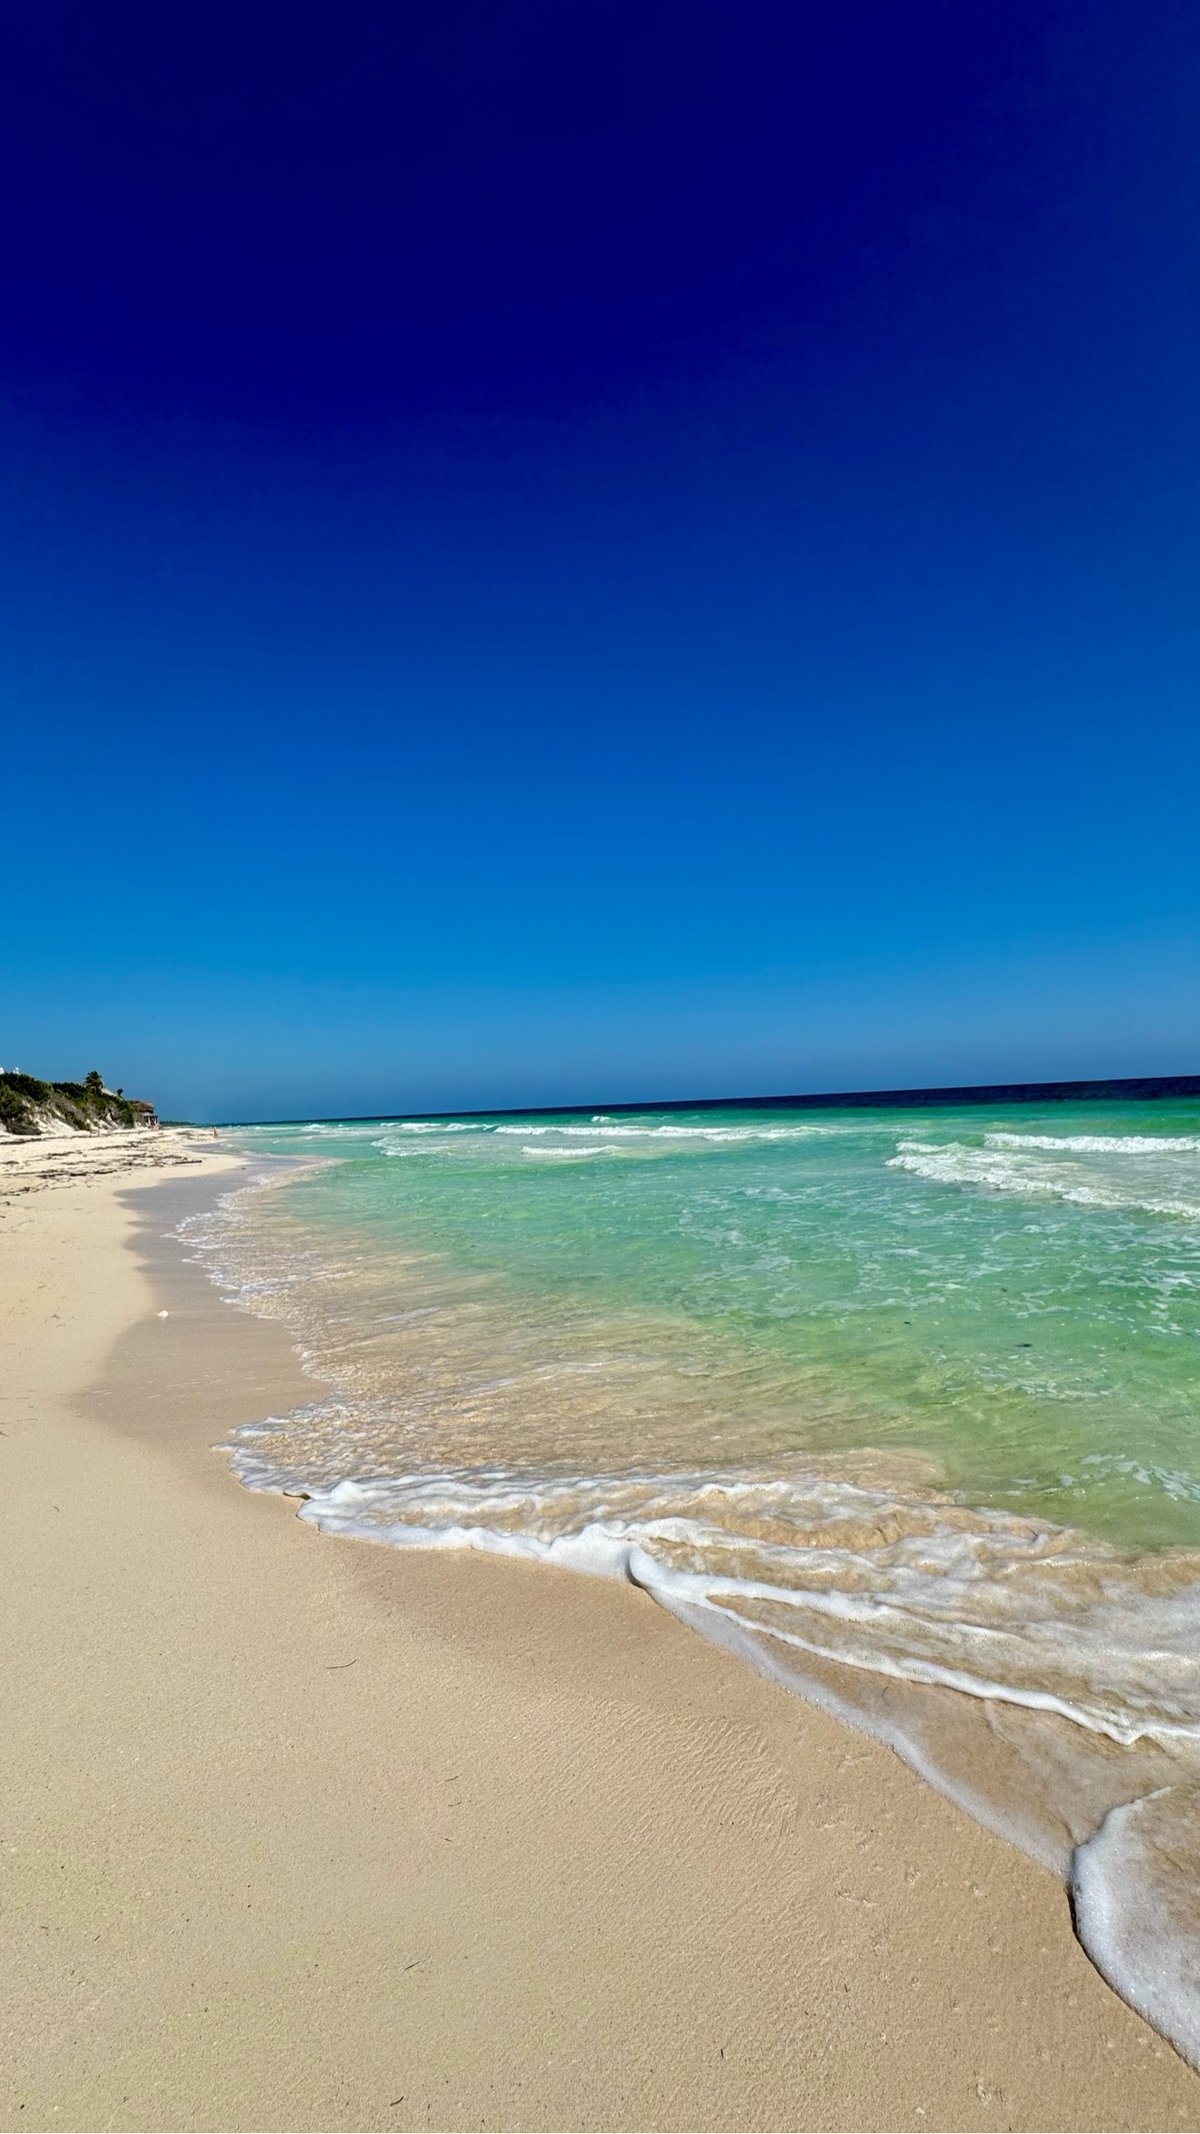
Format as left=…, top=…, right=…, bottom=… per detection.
left=191, top=1096, right=1200, bottom=2065
left=230, top=1098, right=1200, bottom=1546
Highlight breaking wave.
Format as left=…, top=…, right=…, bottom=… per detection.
left=888, top=1135, right=1200, bottom=1220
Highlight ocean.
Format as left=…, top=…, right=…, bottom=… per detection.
left=185, top=1095, right=1200, bottom=2064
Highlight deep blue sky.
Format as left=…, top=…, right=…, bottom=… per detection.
left=3, top=2, right=1197, bottom=1120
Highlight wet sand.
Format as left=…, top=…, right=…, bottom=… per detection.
left=2, top=1153, right=1197, bottom=2130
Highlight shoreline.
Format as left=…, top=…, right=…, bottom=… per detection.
left=2, top=1159, right=1198, bottom=2128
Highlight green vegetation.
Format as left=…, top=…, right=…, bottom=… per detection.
left=0, top=1084, right=33, bottom=1132
left=1, top=1071, right=52, bottom=1103
left=0, top=1069, right=149, bottom=1137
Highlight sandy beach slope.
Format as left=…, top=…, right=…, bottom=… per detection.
left=2, top=1152, right=1198, bottom=2131
left=0, top=1122, right=217, bottom=1194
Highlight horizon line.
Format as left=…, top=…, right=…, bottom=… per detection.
left=218, top=1069, right=1200, bottom=1129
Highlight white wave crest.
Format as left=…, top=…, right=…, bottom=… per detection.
left=493, top=1120, right=833, bottom=1145
left=521, top=1144, right=617, bottom=1160
left=390, top=1121, right=480, bottom=1133
left=889, top=1140, right=1200, bottom=1220
left=987, top=1132, right=1200, bottom=1155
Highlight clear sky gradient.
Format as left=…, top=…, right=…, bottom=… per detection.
left=3, top=2, right=1197, bottom=1120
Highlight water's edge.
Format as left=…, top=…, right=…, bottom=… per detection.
left=183, top=1149, right=1200, bottom=2073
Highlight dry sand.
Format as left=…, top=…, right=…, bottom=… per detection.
left=2, top=1145, right=1198, bottom=2132
left=0, top=1122, right=217, bottom=1195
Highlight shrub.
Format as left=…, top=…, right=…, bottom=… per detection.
left=0, top=1084, right=35, bottom=1134
left=0, top=1066, right=147, bottom=1136
left=1, top=1071, right=50, bottom=1102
